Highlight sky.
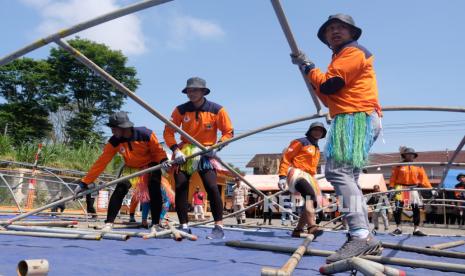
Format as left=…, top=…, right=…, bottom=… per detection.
left=0, top=0, right=464, bottom=174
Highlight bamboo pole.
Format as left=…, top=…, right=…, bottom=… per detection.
left=17, top=259, right=49, bottom=276
left=381, top=242, right=465, bottom=259
left=261, top=234, right=314, bottom=276
left=350, top=258, right=386, bottom=276
left=320, top=257, right=387, bottom=276
left=0, top=0, right=173, bottom=66
left=270, top=0, right=322, bottom=113
left=352, top=258, right=405, bottom=276
left=0, top=230, right=101, bottom=240
left=427, top=240, right=465, bottom=250
left=6, top=225, right=129, bottom=241
left=12, top=221, right=78, bottom=227
left=439, top=135, right=465, bottom=187
left=226, top=240, right=465, bottom=273
left=167, top=223, right=183, bottom=241
left=143, top=229, right=173, bottom=240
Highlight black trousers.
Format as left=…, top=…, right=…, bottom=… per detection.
left=174, top=169, right=223, bottom=224
left=86, top=194, right=96, bottom=214
left=394, top=201, right=420, bottom=226
left=105, top=167, right=162, bottom=224
left=263, top=209, right=273, bottom=223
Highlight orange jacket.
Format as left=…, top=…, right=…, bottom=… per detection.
left=82, top=127, right=167, bottom=184
left=279, top=138, right=320, bottom=176
left=308, top=41, right=381, bottom=118
left=163, top=99, right=233, bottom=151
left=389, top=165, right=432, bottom=188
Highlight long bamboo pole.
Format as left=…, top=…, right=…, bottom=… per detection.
left=226, top=240, right=465, bottom=273
left=439, top=135, right=465, bottom=187
left=427, top=240, right=465, bottom=250
left=6, top=225, right=129, bottom=241
left=0, top=230, right=101, bottom=240
left=270, top=0, right=322, bottom=113
left=11, top=221, right=78, bottom=227
left=381, top=242, right=465, bottom=259
left=0, top=0, right=173, bottom=66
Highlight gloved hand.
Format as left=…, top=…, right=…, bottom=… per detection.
left=74, top=181, right=95, bottom=197
left=431, top=190, right=438, bottom=197
left=161, top=160, right=172, bottom=169
left=290, top=50, right=315, bottom=72
left=203, top=144, right=225, bottom=158
left=173, top=150, right=186, bottom=164
left=278, top=177, right=287, bottom=191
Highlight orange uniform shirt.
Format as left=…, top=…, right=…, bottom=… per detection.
left=82, top=127, right=167, bottom=184
left=163, top=99, right=233, bottom=151
left=308, top=41, right=381, bottom=118
left=389, top=165, right=432, bottom=188
left=279, top=137, right=320, bottom=176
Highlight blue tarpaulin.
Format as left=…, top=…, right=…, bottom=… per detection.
left=1, top=220, right=465, bottom=275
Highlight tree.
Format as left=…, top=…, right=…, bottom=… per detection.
left=48, top=38, right=140, bottom=145
left=0, top=58, right=62, bottom=143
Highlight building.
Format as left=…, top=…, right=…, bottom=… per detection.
left=246, top=150, right=465, bottom=187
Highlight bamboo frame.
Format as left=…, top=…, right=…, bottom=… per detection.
left=427, top=240, right=465, bottom=250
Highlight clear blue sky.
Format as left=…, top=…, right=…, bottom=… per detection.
left=1, top=0, right=464, bottom=173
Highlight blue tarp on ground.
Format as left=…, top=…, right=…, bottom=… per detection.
left=1, top=218, right=465, bottom=275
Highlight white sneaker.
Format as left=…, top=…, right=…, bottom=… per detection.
left=101, top=223, right=113, bottom=232
left=150, top=224, right=164, bottom=235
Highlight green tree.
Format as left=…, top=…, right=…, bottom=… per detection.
left=48, top=38, right=139, bottom=145
left=0, top=58, right=62, bottom=143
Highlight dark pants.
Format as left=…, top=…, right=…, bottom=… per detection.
left=394, top=201, right=420, bottom=226
left=105, top=167, right=162, bottom=224
left=263, top=209, right=273, bottom=223
left=174, top=169, right=223, bottom=224
left=51, top=204, right=65, bottom=213
left=86, top=194, right=96, bottom=214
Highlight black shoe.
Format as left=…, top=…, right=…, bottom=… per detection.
left=242, top=219, right=246, bottom=224
left=413, top=229, right=427, bottom=236
left=391, top=228, right=402, bottom=236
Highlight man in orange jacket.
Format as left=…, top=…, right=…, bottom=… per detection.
left=278, top=122, right=326, bottom=239
left=291, top=14, right=382, bottom=263
left=389, top=147, right=432, bottom=236
left=164, top=77, right=234, bottom=239
left=74, top=112, right=170, bottom=233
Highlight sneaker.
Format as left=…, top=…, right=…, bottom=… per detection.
left=177, top=225, right=192, bottom=234
left=326, top=234, right=382, bottom=264
left=307, top=226, right=324, bottom=240
left=268, top=222, right=272, bottom=225
left=101, top=223, right=113, bottom=233
left=391, top=228, right=402, bottom=236
left=206, top=225, right=225, bottom=240
left=149, top=224, right=164, bottom=235
left=129, top=215, right=136, bottom=223
left=242, top=219, right=246, bottom=224
left=412, top=229, right=427, bottom=236
left=291, top=228, right=305, bottom=238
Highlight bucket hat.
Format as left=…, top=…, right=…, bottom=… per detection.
left=182, top=77, right=210, bottom=95
left=106, top=112, right=134, bottom=128
left=305, top=121, right=327, bottom=138
left=401, top=147, right=418, bottom=159
left=317, top=14, right=362, bottom=45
